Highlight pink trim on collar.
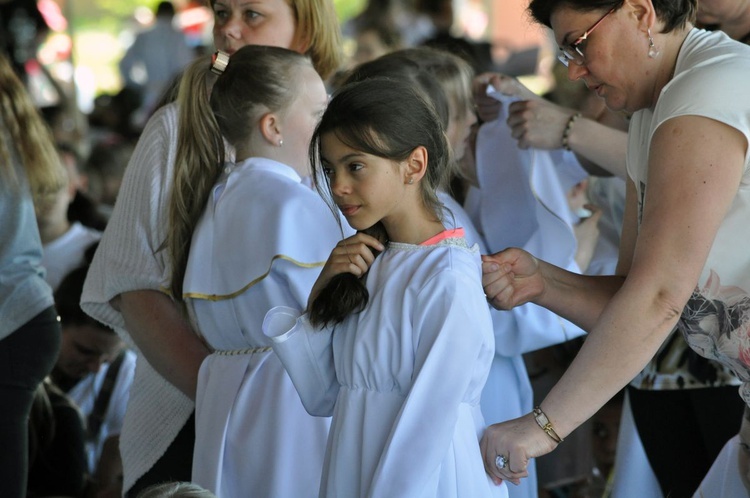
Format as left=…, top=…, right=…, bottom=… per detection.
left=420, top=228, right=465, bottom=246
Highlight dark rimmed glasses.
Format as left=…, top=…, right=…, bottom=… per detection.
left=557, top=7, right=616, bottom=67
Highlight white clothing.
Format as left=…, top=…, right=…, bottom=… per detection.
left=467, top=115, right=586, bottom=352
left=184, top=158, right=344, bottom=497
left=264, top=236, right=507, bottom=498
left=81, top=103, right=194, bottom=492
left=609, top=391, right=663, bottom=498
left=693, top=435, right=748, bottom=498
left=440, top=191, right=538, bottom=498
left=627, top=28, right=750, bottom=404
left=42, top=221, right=101, bottom=290
left=468, top=96, right=588, bottom=497
left=68, top=349, right=136, bottom=473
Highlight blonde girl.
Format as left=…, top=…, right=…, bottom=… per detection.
left=169, top=44, right=342, bottom=497
left=80, top=1, right=343, bottom=494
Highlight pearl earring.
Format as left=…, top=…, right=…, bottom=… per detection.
left=408, top=177, right=414, bottom=185
left=648, top=28, right=660, bottom=59
left=278, top=139, right=283, bottom=147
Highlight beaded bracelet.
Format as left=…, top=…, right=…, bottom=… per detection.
left=532, top=406, right=564, bottom=444
left=561, top=112, right=582, bottom=151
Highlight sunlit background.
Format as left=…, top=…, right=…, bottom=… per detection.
left=32, top=0, right=553, bottom=113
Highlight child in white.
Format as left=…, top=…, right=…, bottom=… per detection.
left=263, top=79, right=507, bottom=498
left=168, top=47, right=343, bottom=497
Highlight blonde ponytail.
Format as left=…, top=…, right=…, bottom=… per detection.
left=168, top=55, right=225, bottom=306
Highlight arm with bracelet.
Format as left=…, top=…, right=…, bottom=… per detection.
left=477, top=72, right=629, bottom=178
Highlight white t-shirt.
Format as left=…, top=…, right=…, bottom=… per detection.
left=627, top=28, right=750, bottom=402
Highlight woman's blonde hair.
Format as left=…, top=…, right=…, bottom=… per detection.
left=0, top=54, right=66, bottom=202
left=207, top=0, right=343, bottom=80
left=168, top=46, right=312, bottom=306
left=293, top=0, right=343, bottom=79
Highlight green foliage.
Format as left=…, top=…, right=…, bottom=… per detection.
left=70, top=0, right=156, bottom=31
left=334, top=0, right=367, bottom=22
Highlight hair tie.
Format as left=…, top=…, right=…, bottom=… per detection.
left=210, top=50, right=230, bottom=76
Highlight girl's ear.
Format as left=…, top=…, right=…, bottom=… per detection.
left=259, top=112, right=283, bottom=146
left=404, top=146, right=428, bottom=185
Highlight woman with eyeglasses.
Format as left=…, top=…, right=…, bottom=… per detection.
left=479, top=0, right=750, bottom=496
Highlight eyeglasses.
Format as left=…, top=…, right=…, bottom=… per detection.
left=557, top=7, right=616, bottom=67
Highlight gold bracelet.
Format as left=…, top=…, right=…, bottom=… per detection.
left=561, top=112, right=582, bottom=151
left=532, top=406, right=564, bottom=444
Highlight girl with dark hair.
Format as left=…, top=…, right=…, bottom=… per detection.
left=170, top=45, right=342, bottom=497
left=264, top=78, right=506, bottom=498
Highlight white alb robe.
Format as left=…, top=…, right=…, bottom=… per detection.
left=183, top=157, right=346, bottom=498
left=265, top=235, right=508, bottom=498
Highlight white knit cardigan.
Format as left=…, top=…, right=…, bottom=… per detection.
left=81, top=103, right=194, bottom=493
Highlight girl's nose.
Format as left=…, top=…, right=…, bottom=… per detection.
left=331, top=176, right=351, bottom=196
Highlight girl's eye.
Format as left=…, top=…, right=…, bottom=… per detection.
left=213, top=8, right=228, bottom=20
left=740, top=441, right=750, bottom=454
left=322, top=167, right=334, bottom=178
left=244, top=10, right=260, bottom=20
left=349, top=163, right=364, bottom=172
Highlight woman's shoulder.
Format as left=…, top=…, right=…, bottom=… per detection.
left=656, top=31, right=750, bottom=127
left=673, top=29, right=750, bottom=90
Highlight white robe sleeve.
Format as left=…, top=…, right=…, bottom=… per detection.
left=368, top=268, right=492, bottom=496
left=263, top=307, right=339, bottom=416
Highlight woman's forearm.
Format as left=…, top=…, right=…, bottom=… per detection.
left=538, top=278, right=682, bottom=438
left=535, top=259, right=625, bottom=332
left=118, top=290, right=210, bottom=400
left=567, top=118, right=628, bottom=179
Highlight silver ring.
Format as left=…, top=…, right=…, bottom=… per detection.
left=495, top=454, right=507, bottom=470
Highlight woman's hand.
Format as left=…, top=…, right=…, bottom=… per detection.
left=480, top=413, right=560, bottom=486
left=307, top=232, right=385, bottom=311
left=506, top=98, right=578, bottom=150
left=472, top=73, right=507, bottom=123
left=481, top=248, right=545, bottom=310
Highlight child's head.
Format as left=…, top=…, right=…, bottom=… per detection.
left=55, top=250, right=124, bottom=381
left=352, top=19, right=402, bottom=66
left=169, top=45, right=325, bottom=306
left=206, top=45, right=326, bottom=168
left=404, top=48, right=477, bottom=162
left=347, top=47, right=476, bottom=166
left=344, top=51, right=450, bottom=129
left=310, top=77, right=451, bottom=234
